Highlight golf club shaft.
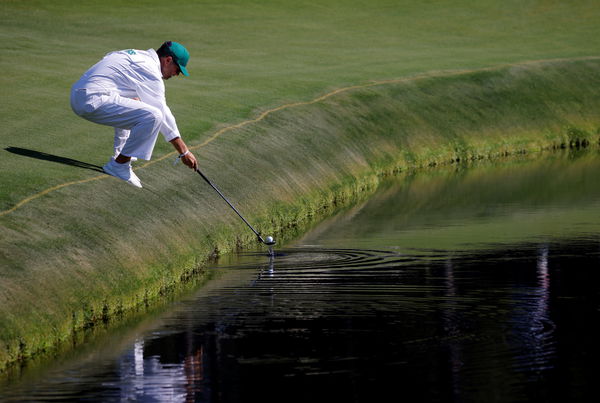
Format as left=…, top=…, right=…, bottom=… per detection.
left=196, top=168, right=264, bottom=241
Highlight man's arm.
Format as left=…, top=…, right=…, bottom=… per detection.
left=170, top=137, right=198, bottom=170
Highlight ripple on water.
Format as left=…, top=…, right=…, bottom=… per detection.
left=2, top=242, right=598, bottom=402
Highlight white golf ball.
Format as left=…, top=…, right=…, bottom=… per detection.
left=265, top=236, right=274, bottom=243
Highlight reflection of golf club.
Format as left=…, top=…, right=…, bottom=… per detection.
left=196, top=168, right=276, bottom=246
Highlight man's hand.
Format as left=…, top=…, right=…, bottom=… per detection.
left=170, top=137, right=198, bottom=170
left=181, top=151, right=198, bottom=170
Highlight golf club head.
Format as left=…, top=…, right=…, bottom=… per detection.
left=259, top=235, right=276, bottom=246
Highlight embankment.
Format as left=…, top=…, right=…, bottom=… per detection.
left=1, top=57, right=600, bottom=371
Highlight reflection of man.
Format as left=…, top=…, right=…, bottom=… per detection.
left=70, top=41, right=198, bottom=188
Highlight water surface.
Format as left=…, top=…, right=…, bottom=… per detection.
left=2, top=151, right=600, bottom=402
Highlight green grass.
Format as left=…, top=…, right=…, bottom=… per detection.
left=2, top=0, right=600, bottom=371
left=2, top=0, right=600, bottom=208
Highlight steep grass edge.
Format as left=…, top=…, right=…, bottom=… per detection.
left=1, top=58, right=600, bottom=372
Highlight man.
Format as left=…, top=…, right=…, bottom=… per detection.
left=70, top=41, right=198, bottom=188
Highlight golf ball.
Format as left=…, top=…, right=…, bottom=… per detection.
left=265, top=236, right=274, bottom=243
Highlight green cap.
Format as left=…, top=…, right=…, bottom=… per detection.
left=165, top=41, right=190, bottom=76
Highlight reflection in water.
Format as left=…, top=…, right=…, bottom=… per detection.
left=2, top=151, right=600, bottom=402
left=117, top=334, right=206, bottom=401
left=443, top=258, right=463, bottom=397
left=4, top=245, right=592, bottom=402
left=504, top=245, right=556, bottom=377
left=531, top=246, right=555, bottom=371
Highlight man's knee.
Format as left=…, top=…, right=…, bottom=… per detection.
left=150, top=108, right=164, bottom=126
left=70, top=89, right=99, bottom=117
left=128, top=105, right=163, bottom=136
left=141, top=106, right=164, bottom=129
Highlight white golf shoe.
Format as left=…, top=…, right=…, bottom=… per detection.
left=103, top=159, right=142, bottom=188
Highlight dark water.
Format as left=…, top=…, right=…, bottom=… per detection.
left=2, top=151, right=600, bottom=402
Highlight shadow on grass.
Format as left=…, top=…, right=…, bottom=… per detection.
left=5, top=147, right=104, bottom=173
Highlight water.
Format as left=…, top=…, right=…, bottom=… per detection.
left=2, top=151, right=600, bottom=402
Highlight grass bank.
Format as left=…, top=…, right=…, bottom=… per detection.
left=2, top=0, right=600, bottom=371
left=2, top=57, right=600, bottom=372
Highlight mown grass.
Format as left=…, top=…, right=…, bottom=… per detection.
left=2, top=0, right=600, bottom=371
left=2, top=0, right=600, bottom=208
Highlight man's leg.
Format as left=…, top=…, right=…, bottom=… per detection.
left=113, top=128, right=130, bottom=160
left=84, top=93, right=164, bottom=161
left=74, top=92, right=163, bottom=187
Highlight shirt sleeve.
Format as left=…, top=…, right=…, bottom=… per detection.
left=135, top=78, right=181, bottom=142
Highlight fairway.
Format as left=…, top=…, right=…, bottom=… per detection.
left=2, top=0, right=600, bottom=208
left=1, top=0, right=600, bottom=371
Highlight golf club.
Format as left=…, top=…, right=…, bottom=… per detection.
left=196, top=168, right=276, bottom=246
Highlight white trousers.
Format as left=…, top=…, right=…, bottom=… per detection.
left=70, top=89, right=163, bottom=160
left=113, top=128, right=130, bottom=160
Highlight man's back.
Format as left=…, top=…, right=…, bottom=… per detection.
left=72, top=49, right=162, bottom=98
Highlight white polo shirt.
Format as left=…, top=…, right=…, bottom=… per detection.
left=72, top=48, right=181, bottom=142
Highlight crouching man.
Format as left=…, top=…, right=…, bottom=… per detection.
left=70, top=41, right=197, bottom=188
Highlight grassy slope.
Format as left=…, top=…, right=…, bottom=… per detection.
left=1, top=0, right=600, bottom=369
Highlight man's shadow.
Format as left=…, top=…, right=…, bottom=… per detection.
left=5, top=147, right=104, bottom=173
